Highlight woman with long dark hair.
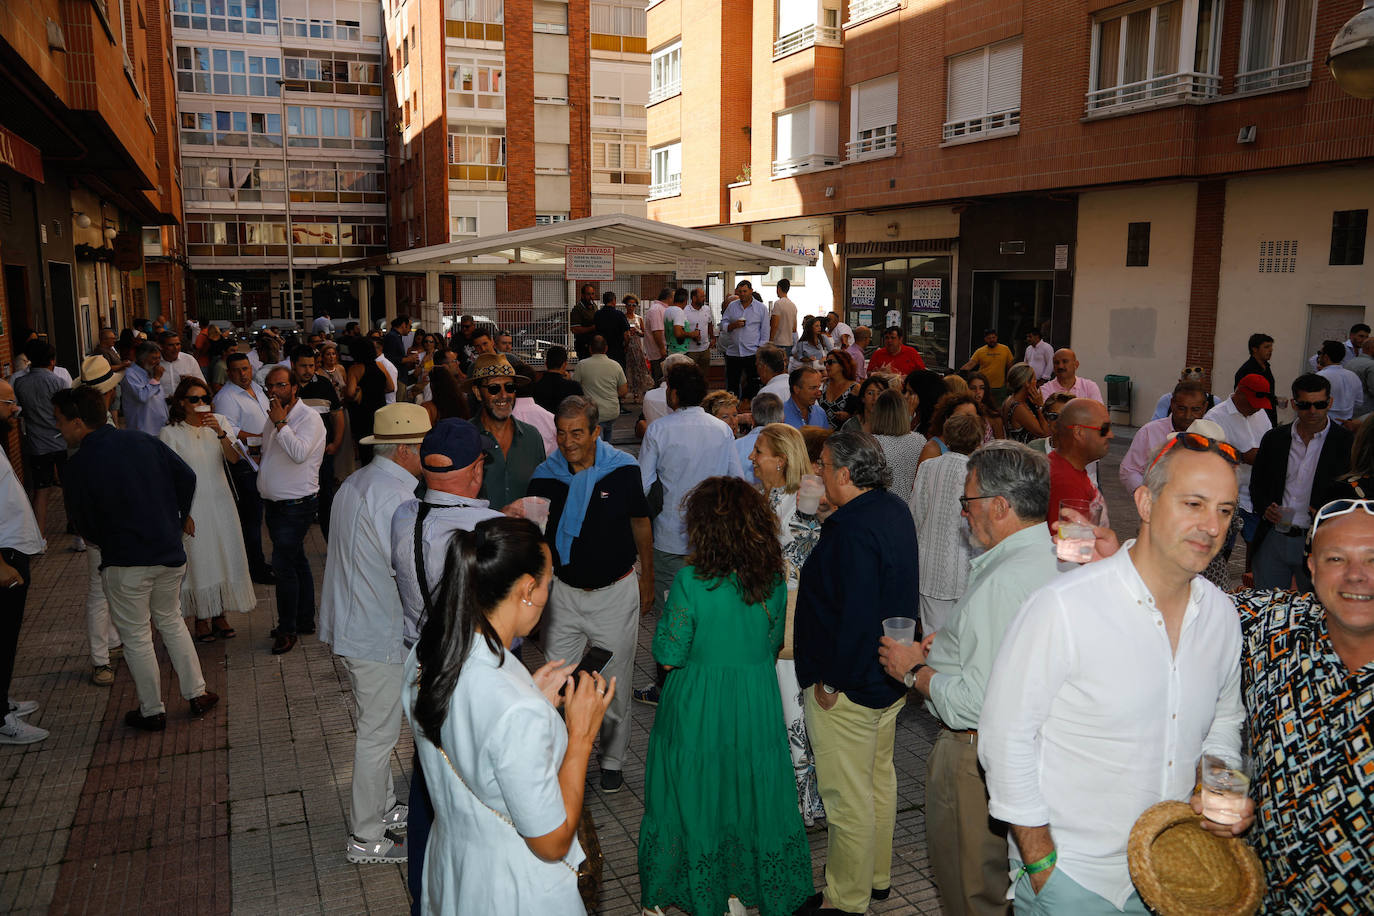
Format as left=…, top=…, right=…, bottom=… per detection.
left=422, top=363, right=471, bottom=424
left=344, top=336, right=390, bottom=464
left=638, top=476, right=812, bottom=916
left=405, top=517, right=612, bottom=914
left=790, top=316, right=832, bottom=371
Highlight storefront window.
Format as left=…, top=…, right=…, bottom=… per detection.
left=844, top=255, right=952, bottom=369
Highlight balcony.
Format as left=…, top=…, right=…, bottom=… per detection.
left=648, top=79, right=681, bottom=105
left=1085, top=71, right=1221, bottom=115
left=845, top=132, right=897, bottom=160
left=771, top=153, right=840, bottom=178
left=773, top=24, right=841, bottom=59
left=942, top=109, right=1020, bottom=143
left=844, top=0, right=899, bottom=28
left=1235, top=59, right=1311, bottom=94
left=648, top=175, right=681, bottom=199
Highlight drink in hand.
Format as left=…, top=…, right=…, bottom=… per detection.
left=1200, top=753, right=1252, bottom=825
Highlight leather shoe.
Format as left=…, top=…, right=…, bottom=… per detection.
left=871, top=887, right=891, bottom=901
left=793, top=893, right=822, bottom=916
left=271, top=634, right=297, bottom=655
left=124, top=709, right=167, bottom=731
left=189, top=691, right=220, bottom=716
left=251, top=569, right=276, bottom=585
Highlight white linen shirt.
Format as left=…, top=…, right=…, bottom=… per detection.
left=759, top=373, right=792, bottom=402
left=257, top=399, right=326, bottom=500
left=978, top=544, right=1243, bottom=909
left=392, top=491, right=503, bottom=647
left=213, top=381, right=271, bottom=441
left=1118, top=416, right=1177, bottom=494
left=908, top=452, right=974, bottom=601
left=639, top=406, right=744, bottom=555
left=0, top=451, right=44, bottom=555
left=642, top=384, right=670, bottom=426
left=1025, top=340, right=1055, bottom=381
left=159, top=352, right=205, bottom=398
left=377, top=356, right=399, bottom=405
left=1204, top=397, right=1271, bottom=512
left=1281, top=419, right=1331, bottom=528
left=1318, top=364, right=1363, bottom=420
left=318, top=456, right=417, bottom=663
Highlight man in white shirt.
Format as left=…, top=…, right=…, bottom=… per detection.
left=1024, top=329, right=1054, bottom=384
left=157, top=331, right=205, bottom=398
left=1204, top=375, right=1274, bottom=546
left=1306, top=322, right=1368, bottom=371
left=979, top=439, right=1249, bottom=913
left=769, top=278, right=798, bottom=356
left=1315, top=339, right=1363, bottom=423
left=755, top=344, right=792, bottom=402
left=259, top=365, right=327, bottom=654
left=827, top=311, right=854, bottom=350
left=682, top=286, right=715, bottom=374
left=319, top=402, right=430, bottom=866
left=372, top=334, right=400, bottom=405
left=1118, top=382, right=1209, bottom=494
left=213, top=351, right=274, bottom=580
left=639, top=353, right=693, bottom=430
left=642, top=288, right=670, bottom=382
left=1038, top=349, right=1103, bottom=403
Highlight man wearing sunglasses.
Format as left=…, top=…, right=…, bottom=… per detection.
left=1045, top=397, right=1112, bottom=527
left=465, top=353, right=544, bottom=508
left=1249, top=374, right=1352, bottom=592
left=1223, top=498, right=1374, bottom=913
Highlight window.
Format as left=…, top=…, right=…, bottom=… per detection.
left=1331, top=210, right=1368, bottom=266
left=535, top=142, right=569, bottom=173
left=451, top=215, right=478, bottom=236
left=534, top=72, right=568, bottom=103
left=848, top=75, right=898, bottom=158
left=650, top=43, right=682, bottom=104
left=448, top=124, right=507, bottom=180
left=650, top=142, right=681, bottom=199
left=172, top=0, right=279, bottom=35
left=177, top=45, right=280, bottom=96
left=774, top=0, right=841, bottom=57
left=448, top=59, right=505, bottom=109
left=446, top=0, right=503, bottom=24
left=592, top=131, right=650, bottom=185
left=591, top=2, right=645, bottom=36
left=845, top=0, right=898, bottom=26
left=772, top=101, right=839, bottom=177
left=536, top=213, right=570, bottom=224
left=944, top=39, right=1021, bottom=142
left=1238, top=0, right=1316, bottom=92
left=1087, top=0, right=1223, bottom=113
left=533, top=0, right=568, bottom=34
left=1126, top=222, right=1151, bottom=266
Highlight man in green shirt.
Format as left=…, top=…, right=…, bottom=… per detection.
left=879, top=441, right=1061, bottom=916
left=465, top=354, right=546, bottom=507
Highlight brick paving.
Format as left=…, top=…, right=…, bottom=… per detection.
left=2, top=424, right=1165, bottom=915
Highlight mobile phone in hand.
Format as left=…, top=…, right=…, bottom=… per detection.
left=574, top=645, right=613, bottom=677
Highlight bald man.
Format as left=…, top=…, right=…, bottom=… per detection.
left=1039, top=349, right=1104, bottom=404
left=1046, top=398, right=1112, bottom=527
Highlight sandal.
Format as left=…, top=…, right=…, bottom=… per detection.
left=211, top=617, right=237, bottom=640
left=195, top=620, right=216, bottom=643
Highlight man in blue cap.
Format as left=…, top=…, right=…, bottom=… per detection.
left=528, top=395, right=652, bottom=793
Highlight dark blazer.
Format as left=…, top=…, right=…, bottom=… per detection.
left=1249, top=420, right=1353, bottom=549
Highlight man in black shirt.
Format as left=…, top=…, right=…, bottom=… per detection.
left=531, top=345, right=583, bottom=413
left=292, top=345, right=345, bottom=540
left=570, top=284, right=599, bottom=359
left=527, top=396, right=652, bottom=794
left=594, top=291, right=631, bottom=368
left=1235, top=332, right=1278, bottom=425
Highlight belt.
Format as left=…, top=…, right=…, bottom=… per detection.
left=941, top=726, right=979, bottom=744
left=1280, top=526, right=1309, bottom=538
left=266, top=495, right=317, bottom=507
left=559, top=567, right=635, bottom=592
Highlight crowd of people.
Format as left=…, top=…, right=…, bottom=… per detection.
left=0, top=300, right=1369, bottom=916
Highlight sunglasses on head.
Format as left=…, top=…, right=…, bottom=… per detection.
left=1307, top=498, right=1374, bottom=549
left=484, top=382, right=517, bottom=395
left=1293, top=398, right=1330, bottom=410
left=1147, top=432, right=1240, bottom=471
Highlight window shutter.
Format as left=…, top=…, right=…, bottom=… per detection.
left=854, top=75, right=898, bottom=134
left=946, top=50, right=986, bottom=122
left=667, top=143, right=681, bottom=178
left=777, top=0, right=814, bottom=37
left=534, top=72, right=567, bottom=98
left=775, top=110, right=795, bottom=161
left=985, top=40, right=1022, bottom=115
left=591, top=2, right=613, bottom=31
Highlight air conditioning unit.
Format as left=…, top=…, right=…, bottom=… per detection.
left=1237, top=125, right=1257, bottom=144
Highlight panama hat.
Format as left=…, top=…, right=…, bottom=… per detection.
left=1127, top=801, right=1265, bottom=916
left=77, top=355, right=124, bottom=394
left=462, top=353, right=532, bottom=393
left=359, top=401, right=432, bottom=445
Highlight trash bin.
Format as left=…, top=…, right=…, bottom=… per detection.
left=1104, top=374, right=1132, bottom=421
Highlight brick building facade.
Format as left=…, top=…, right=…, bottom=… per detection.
left=648, top=0, right=1373, bottom=423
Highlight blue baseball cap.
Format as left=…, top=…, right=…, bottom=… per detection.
left=420, top=419, right=484, bottom=471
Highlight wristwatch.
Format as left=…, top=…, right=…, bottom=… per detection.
left=903, top=663, right=928, bottom=689
left=820, top=683, right=838, bottom=695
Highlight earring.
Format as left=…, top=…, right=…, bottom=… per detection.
left=521, top=598, right=534, bottom=606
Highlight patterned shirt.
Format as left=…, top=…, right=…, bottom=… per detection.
left=1231, top=588, right=1373, bottom=915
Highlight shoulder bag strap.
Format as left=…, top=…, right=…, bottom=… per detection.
left=413, top=502, right=436, bottom=629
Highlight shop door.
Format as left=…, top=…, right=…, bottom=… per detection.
left=971, top=271, right=1055, bottom=351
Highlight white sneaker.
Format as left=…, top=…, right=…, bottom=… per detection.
left=8, top=699, right=38, bottom=717
left=35, top=539, right=47, bottom=556
left=72, top=536, right=87, bottom=552
left=0, top=712, right=49, bottom=745
left=381, top=803, right=409, bottom=831
left=345, top=830, right=407, bottom=864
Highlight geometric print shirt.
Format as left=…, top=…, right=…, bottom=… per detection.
left=1231, top=588, right=1373, bottom=915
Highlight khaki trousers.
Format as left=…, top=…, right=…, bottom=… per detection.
left=926, top=729, right=1012, bottom=916
left=805, top=689, right=906, bottom=914
left=341, top=656, right=404, bottom=842
left=102, top=565, right=206, bottom=716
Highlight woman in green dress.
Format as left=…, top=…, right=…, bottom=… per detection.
left=638, top=476, right=813, bottom=916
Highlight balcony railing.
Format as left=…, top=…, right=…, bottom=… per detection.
left=1085, top=71, right=1221, bottom=114
left=845, top=131, right=897, bottom=159
left=771, top=153, right=840, bottom=177
left=648, top=175, right=681, bottom=199
left=648, top=79, right=681, bottom=105
left=942, top=109, right=1020, bottom=142
left=1235, top=59, right=1311, bottom=94
left=773, top=23, right=841, bottom=58
left=845, top=0, right=899, bottom=26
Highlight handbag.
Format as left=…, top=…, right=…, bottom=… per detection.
left=779, top=561, right=799, bottom=661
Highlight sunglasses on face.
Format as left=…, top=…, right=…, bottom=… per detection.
left=484, top=382, right=517, bottom=395
left=1066, top=422, right=1112, bottom=437
left=1147, top=431, right=1241, bottom=471
left=1293, top=398, right=1330, bottom=410
left=183, top=394, right=209, bottom=404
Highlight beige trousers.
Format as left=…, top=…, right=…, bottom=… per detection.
left=926, top=728, right=1012, bottom=916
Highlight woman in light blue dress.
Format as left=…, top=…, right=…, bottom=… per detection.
left=403, top=517, right=613, bottom=915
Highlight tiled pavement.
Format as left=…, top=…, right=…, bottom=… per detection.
left=2, top=426, right=1181, bottom=914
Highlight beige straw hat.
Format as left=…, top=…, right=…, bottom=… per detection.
left=1127, top=801, right=1265, bottom=916
left=359, top=402, right=432, bottom=445
left=77, top=355, right=124, bottom=394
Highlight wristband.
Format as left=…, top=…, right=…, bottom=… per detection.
left=217, top=433, right=227, bottom=440
left=1015, top=850, right=1057, bottom=883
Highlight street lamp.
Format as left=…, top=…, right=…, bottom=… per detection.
left=1328, top=0, right=1374, bottom=98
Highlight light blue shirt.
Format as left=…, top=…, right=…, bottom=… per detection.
left=639, top=406, right=744, bottom=554
left=721, top=298, right=770, bottom=357
left=783, top=397, right=827, bottom=429
left=318, top=456, right=418, bottom=663
left=120, top=363, right=168, bottom=436
left=735, top=426, right=762, bottom=486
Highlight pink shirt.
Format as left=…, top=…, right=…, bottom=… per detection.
left=642, top=300, right=667, bottom=361
left=1039, top=375, right=1103, bottom=404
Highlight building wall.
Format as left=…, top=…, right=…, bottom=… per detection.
left=1071, top=183, right=1199, bottom=426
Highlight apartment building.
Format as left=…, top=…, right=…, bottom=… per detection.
left=382, top=0, right=649, bottom=313
left=647, top=0, right=1373, bottom=422
left=1, top=0, right=186, bottom=381
left=173, top=0, right=389, bottom=322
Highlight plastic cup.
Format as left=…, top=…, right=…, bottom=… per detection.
left=1056, top=498, right=1100, bottom=563
left=1274, top=506, right=1295, bottom=534
left=1199, top=753, right=1252, bottom=825
left=882, top=616, right=917, bottom=646
left=797, top=474, right=824, bottom=515
left=517, top=496, right=551, bottom=534
left=193, top=404, right=212, bottom=413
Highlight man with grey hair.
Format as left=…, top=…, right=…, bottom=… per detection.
left=641, top=351, right=694, bottom=428
left=319, top=402, right=432, bottom=865
left=120, top=339, right=169, bottom=435
left=528, top=395, right=652, bottom=793
left=793, top=431, right=919, bottom=914
left=979, top=432, right=1247, bottom=913
left=880, top=441, right=1060, bottom=916
left=735, top=393, right=784, bottom=485
left=755, top=343, right=791, bottom=401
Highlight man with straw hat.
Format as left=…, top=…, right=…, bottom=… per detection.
left=978, top=430, right=1249, bottom=914
left=465, top=353, right=545, bottom=508
left=74, top=356, right=126, bottom=686
left=320, top=402, right=432, bottom=865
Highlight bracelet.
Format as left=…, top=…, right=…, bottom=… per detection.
left=217, top=433, right=227, bottom=440
left=1015, top=850, right=1057, bottom=882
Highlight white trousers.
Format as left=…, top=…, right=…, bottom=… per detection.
left=102, top=565, right=206, bottom=716
left=86, top=546, right=123, bottom=666
left=341, top=655, right=404, bottom=841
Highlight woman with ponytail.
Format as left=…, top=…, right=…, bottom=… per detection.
left=403, top=516, right=613, bottom=914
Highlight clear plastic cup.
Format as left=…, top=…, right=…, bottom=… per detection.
left=1274, top=506, right=1295, bottom=534
left=515, top=496, right=551, bottom=533
left=1200, top=753, right=1253, bottom=825
left=193, top=404, right=212, bottom=413
left=797, top=474, right=824, bottom=515
left=882, top=616, right=917, bottom=646
left=1056, top=498, right=1100, bottom=564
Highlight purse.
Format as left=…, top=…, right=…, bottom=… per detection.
left=779, top=561, right=799, bottom=661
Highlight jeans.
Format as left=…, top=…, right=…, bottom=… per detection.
left=265, top=496, right=317, bottom=634
left=228, top=461, right=268, bottom=572
left=0, top=549, right=32, bottom=708
left=408, top=751, right=434, bottom=916
left=1252, top=528, right=1312, bottom=592
left=599, top=419, right=616, bottom=443
left=317, top=451, right=337, bottom=542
